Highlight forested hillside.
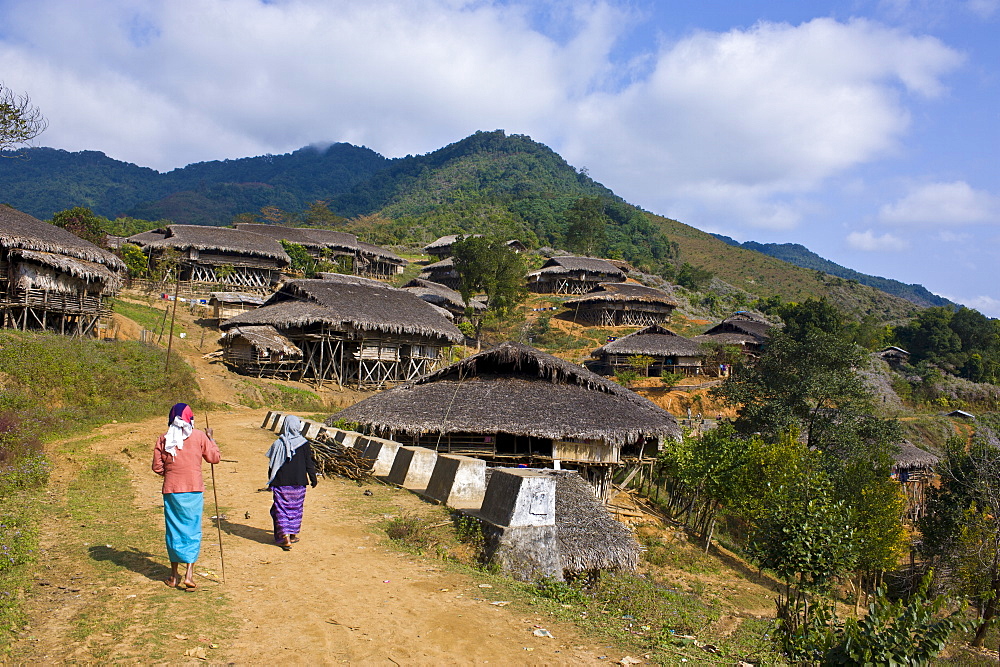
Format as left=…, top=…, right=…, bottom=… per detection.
left=713, top=235, right=957, bottom=309
left=2, top=130, right=927, bottom=320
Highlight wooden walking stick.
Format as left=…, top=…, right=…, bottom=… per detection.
left=206, top=412, right=226, bottom=584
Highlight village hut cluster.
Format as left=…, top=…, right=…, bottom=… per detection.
left=0, top=205, right=125, bottom=336
left=218, top=274, right=463, bottom=387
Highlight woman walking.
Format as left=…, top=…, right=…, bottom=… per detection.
left=151, top=403, right=220, bottom=589
left=266, top=415, right=317, bottom=550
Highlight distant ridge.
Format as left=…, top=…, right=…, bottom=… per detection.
left=712, top=235, right=957, bottom=310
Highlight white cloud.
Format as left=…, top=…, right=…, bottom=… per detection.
left=0, top=0, right=966, bottom=233
left=952, top=294, right=1000, bottom=317
left=965, top=0, right=1000, bottom=19
left=565, top=17, right=963, bottom=228
left=846, top=229, right=909, bottom=251
left=879, top=181, right=1000, bottom=225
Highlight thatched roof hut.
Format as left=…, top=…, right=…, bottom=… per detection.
left=892, top=442, right=940, bottom=521
left=233, top=223, right=356, bottom=254
left=222, top=276, right=461, bottom=341
left=418, top=257, right=460, bottom=289
left=218, top=325, right=302, bottom=378
left=128, top=224, right=290, bottom=288
left=219, top=275, right=462, bottom=387
left=694, top=312, right=774, bottom=354
left=0, top=206, right=125, bottom=335
left=526, top=256, right=626, bottom=294
left=208, top=292, right=264, bottom=320
left=893, top=443, right=939, bottom=473
left=402, top=278, right=485, bottom=320
left=333, top=342, right=679, bottom=495
left=591, top=324, right=704, bottom=376
left=564, top=282, right=677, bottom=326
left=0, top=205, right=126, bottom=275
left=424, top=234, right=482, bottom=257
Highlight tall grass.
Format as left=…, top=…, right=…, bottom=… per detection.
left=0, top=330, right=199, bottom=650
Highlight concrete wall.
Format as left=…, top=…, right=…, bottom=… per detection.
left=386, top=446, right=439, bottom=490
left=424, top=454, right=486, bottom=508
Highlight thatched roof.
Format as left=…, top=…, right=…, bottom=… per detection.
left=209, top=292, right=265, bottom=305
left=12, top=249, right=123, bottom=288
left=528, top=256, right=626, bottom=278
left=356, top=240, right=403, bottom=264
left=893, top=443, right=940, bottom=472
left=0, top=205, right=126, bottom=273
left=592, top=324, right=703, bottom=358
left=219, top=325, right=302, bottom=356
left=701, top=314, right=773, bottom=340
left=129, top=225, right=290, bottom=263
left=233, top=223, right=357, bottom=252
left=424, top=234, right=482, bottom=252
left=126, top=230, right=167, bottom=245
left=565, top=282, right=677, bottom=307
left=219, top=276, right=463, bottom=342
left=402, top=278, right=485, bottom=313
left=332, top=342, right=680, bottom=447
left=550, top=470, right=640, bottom=573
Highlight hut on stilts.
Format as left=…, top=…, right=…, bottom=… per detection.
left=0, top=205, right=125, bottom=336
left=591, top=324, right=705, bottom=376
left=218, top=274, right=463, bottom=388
left=526, top=256, right=626, bottom=295
left=693, top=312, right=774, bottom=355
left=892, top=443, right=940, bottom=521
left=331, top=341, right=680, bottom=499
left=128, top=225, right=290, bottom=290
left=217, top=325, right=303, bottom=378
left=564, top=282, right=677, bottom=326
left=418, top=257, right=461, bottom=289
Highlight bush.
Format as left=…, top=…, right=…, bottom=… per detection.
left=534, top=577, right=588, bottom=605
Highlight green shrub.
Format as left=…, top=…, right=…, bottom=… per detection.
left=533, top=577, right=588, bottom=605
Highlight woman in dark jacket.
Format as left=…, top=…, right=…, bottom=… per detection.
left=265, top=415, right=317, bottom=550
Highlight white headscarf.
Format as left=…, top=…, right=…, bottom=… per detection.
left=266, top=415, right=308, bottom=484
left=164, top=404, right=194, bottom=458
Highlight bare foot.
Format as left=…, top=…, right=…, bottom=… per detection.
left=183, top=579, right=197, bottom=590
left=164, top=576, right=179, bottom=588
left=278, top=537, right=292, bottom=551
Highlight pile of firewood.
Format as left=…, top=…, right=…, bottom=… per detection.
left=308, top=434, right=373, bottom=481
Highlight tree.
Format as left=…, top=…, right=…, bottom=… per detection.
left=1, top=84, right=48, bottom=152
left=51, top=207, right=109, bottom=249
left=675, top=262, right=713, bottom=291
left=117, top=243, right=149, bottom=278
left=563, top=197, right=607, bottom=256
left=451, top=235, right=528, bottom=318
left=279, top=240, right=317, bottom=278
left=920, top=424, right=1000, bottom=646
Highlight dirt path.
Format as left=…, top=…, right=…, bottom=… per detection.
left=12, top=409, right=617, bottom=664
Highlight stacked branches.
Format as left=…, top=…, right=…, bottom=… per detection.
left=309, top=433, right=373, bottom=482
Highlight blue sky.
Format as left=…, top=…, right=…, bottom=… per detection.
left=1, top=0, right=997, bottom=315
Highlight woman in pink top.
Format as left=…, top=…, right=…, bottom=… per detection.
left=151, top=403, right=220, bottom=590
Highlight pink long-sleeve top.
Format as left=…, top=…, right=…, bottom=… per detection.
left=151, top=429, right=221, bottom=494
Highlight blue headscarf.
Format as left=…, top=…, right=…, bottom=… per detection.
left=266, top=415, right=308, bottom=484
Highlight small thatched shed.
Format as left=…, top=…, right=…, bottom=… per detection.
left=418, top=257, right=460, bottom=289
left=878, top=346, right=910, bottom=366
left=565, top=282, right=677, bottom=326
left=219, top=274, right=463, bottom=388
left=128, top=225, right=290, bottom=288
left=0, top=205, right=125, bottom=336
left=402, top=278, right=485, bottom=321
left=526, top=256, right=626, bottom=295
left=331, top=341, right=680, bottom=498
left=550, top=470, right=640, bottom=573
left=591, top=324, right=705, bottom=376
left=892, top=443, right=940, bottom=521
left=208, top=292, right=265, bottom=320
left=694, top=312, right=773, bottom=355
left=218, top=325, right=303, bottom=378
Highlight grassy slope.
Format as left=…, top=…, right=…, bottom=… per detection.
left=650, top=214, right=919, bottom=322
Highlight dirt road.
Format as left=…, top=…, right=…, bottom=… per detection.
left=13, top=408, right=619, bottom=664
